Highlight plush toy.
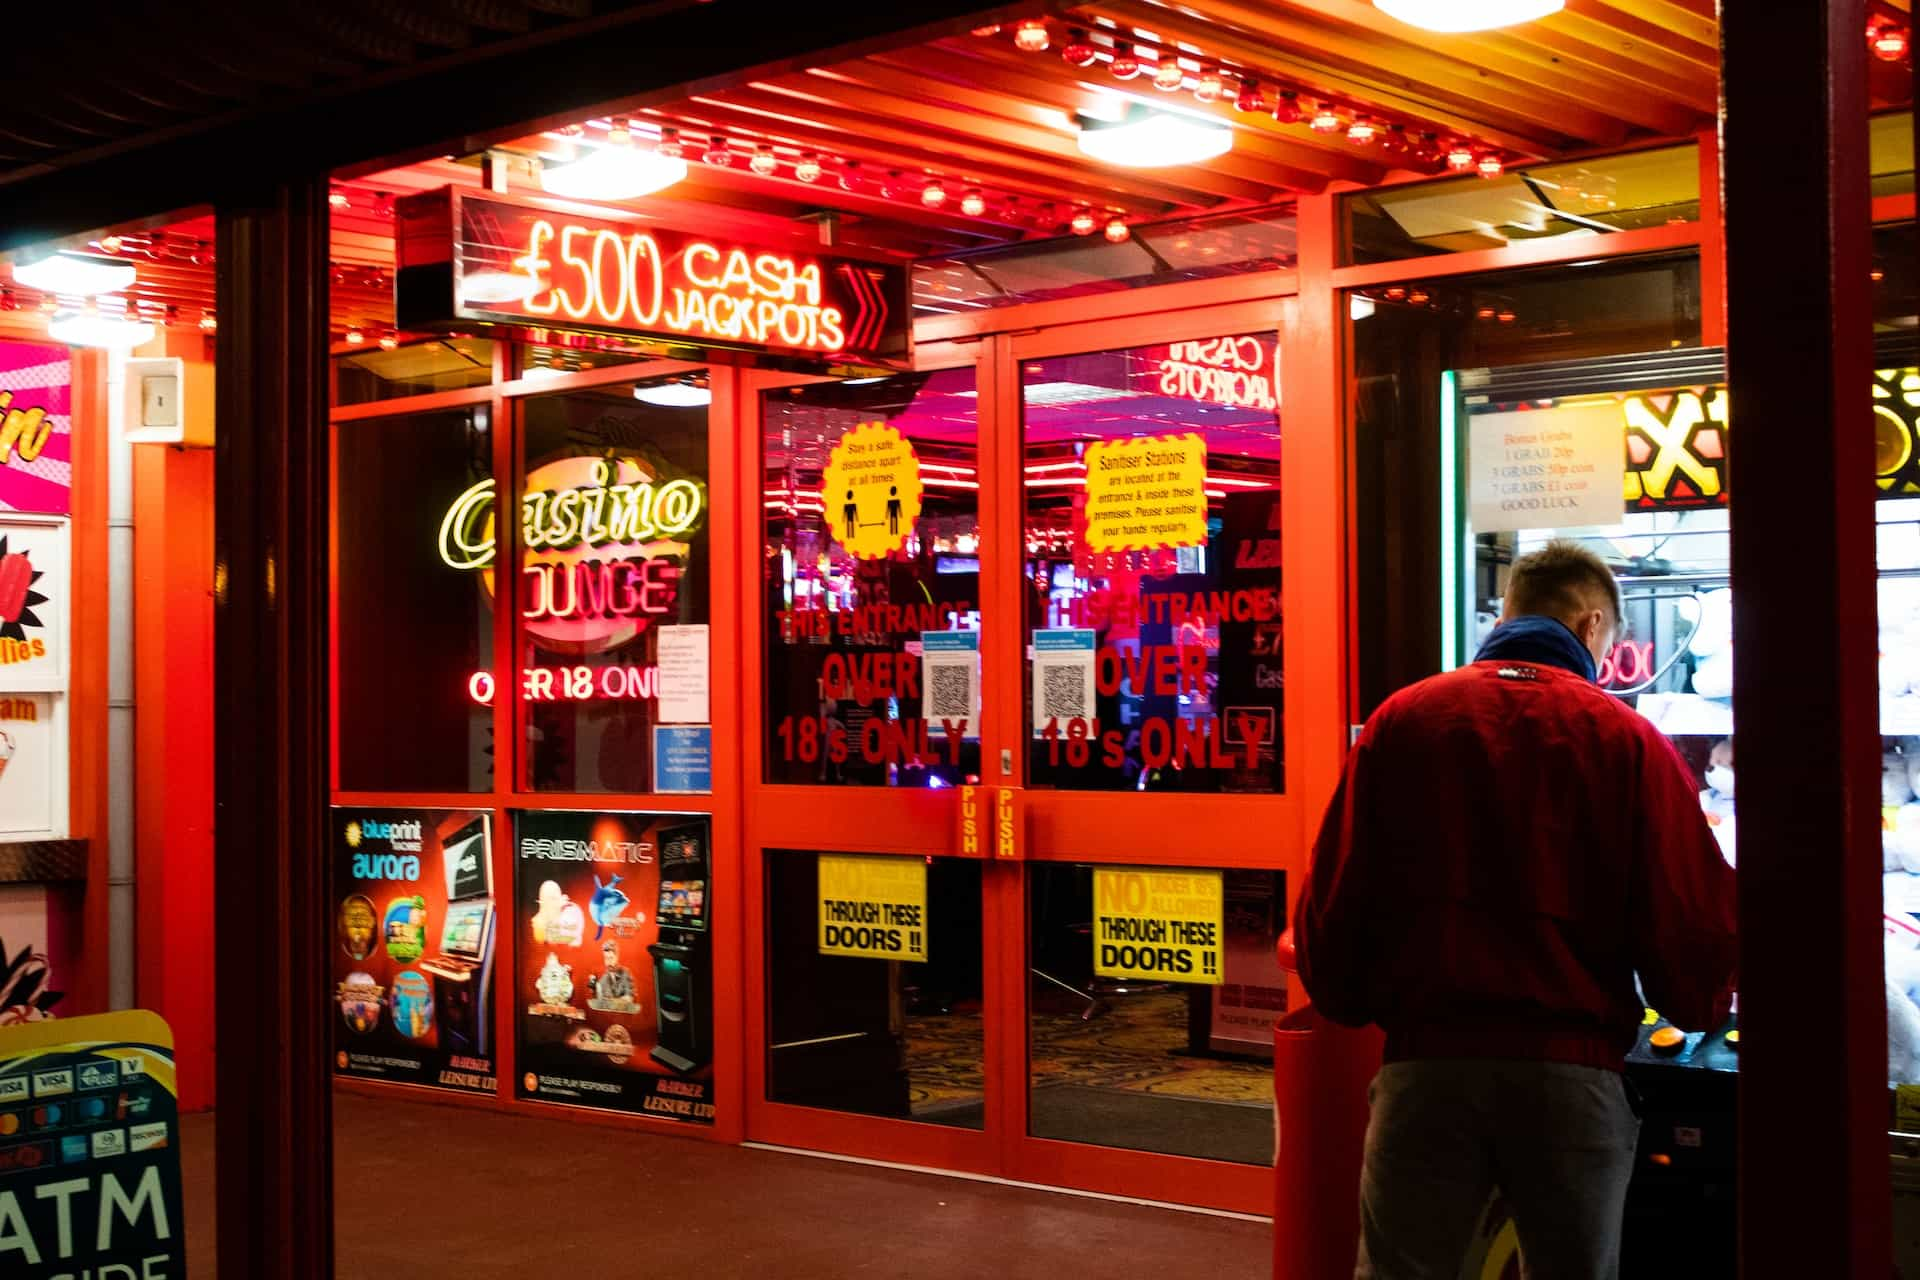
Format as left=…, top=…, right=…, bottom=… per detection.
left=1688, top=589, right=1733, bottom=701
left=1886, top=744, right=1920, bottom=874
left=1890, top=936, right=1920, bottom=1085
left=1698, top=738, right=1736, bottom=868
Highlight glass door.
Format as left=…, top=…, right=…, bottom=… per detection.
left=991, top=300, right=1317, bottom=1214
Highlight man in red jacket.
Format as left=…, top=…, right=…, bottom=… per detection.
left=1294, top=540, right=1736, bottom=1280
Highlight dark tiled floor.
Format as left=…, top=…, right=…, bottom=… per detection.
left=179, top=1090, right=1271, bottom=1278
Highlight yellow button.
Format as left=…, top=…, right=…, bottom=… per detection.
left=1642, top=1008, right=1660, bottom=1026
left=1724, top=1028, right=1739, bottom=1048
left=1650, top=1025, right=1686, bottom=1053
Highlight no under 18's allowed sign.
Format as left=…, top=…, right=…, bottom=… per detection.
left=1093, top=867, right=1225, bottom=985
left=0, top=1010, right=188, bottom=1278
left=817, top=854, right=928, bottom=962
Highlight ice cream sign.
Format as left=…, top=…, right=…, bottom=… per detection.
left=438, top=454, right=705, bottom=655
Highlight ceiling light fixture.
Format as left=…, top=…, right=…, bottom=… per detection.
left=13, top=250, right=136, bottom=297
left=1104, top=218, right=1131, bottom=243
left=703, top=136, right=734, bottom=167
left=1110, top=43, right=1142, bottom=80
left=48, top=309, right=154, bottom=350
left=1061, top=28, right=1099, bottom=67
left=634, top=380, right=712, bottom=408
left=961, top=189, right=987, bottom=216
left=1013, top=19, right=1050, bottom=52
left=539, top=119, right=687, bottom=201
left=1070, top=208, right=1098, bottom=235
left=1373, top=0, right=1563, bottom=32
left=1446, top=142, right=1477, bottom=173
left=922, top=179, right=948, bottom=208
left=1153, top=56, right=1185, bottom=90
left=751, top=145, right=779, bottom=176
left=459, top=270, right=539, bottom=305
left=1193, top=67, right=1226, bottom=104
left=1309, top=104, right=1343, bottom=133
left=1077, top=105, right=1232, bottom=168
left=795, top=153, right=824, bottom=183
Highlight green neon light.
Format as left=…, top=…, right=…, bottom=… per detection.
left=1440, top=369, right=1459, bottom=671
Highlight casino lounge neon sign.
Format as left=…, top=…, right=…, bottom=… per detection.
left=438, top=455, right=705, bottom=654
left=1156, top=337, right=1277, bottom=412
left=514, top=224, right=848, bottom=352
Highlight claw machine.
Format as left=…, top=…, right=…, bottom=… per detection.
left=1435, top=337, right=1920, bottom=1278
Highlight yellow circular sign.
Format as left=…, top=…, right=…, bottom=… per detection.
left=821, top=421, right=923, bottom=559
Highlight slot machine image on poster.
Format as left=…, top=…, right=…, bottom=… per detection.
left=515, top=811, right=715, bottom=1123
left=331, top=808, right=497, bottom=1095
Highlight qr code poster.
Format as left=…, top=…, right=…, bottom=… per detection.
left=1031, top=628, right=1096, bottom=736
left=920, top=630, right=980, bottom=740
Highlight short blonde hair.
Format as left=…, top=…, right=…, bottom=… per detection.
left=1506, top=540, right=1623, bottom=627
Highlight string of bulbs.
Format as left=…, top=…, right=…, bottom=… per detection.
left=985, top=18, right=1515, bottom=180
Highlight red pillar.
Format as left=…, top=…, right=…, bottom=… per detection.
left=1722, top=2, right=1890, bottom=1274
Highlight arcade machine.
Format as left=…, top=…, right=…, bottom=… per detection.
left=420, top=815, right=496, bottom=1058
left=649, top=820, right=712, bottom=1073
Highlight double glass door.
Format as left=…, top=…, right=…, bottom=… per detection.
left=743, top=297, right=1325, bottom=1214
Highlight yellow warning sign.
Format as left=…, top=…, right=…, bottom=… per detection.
left=1082, top=433, right=1208, bottom=553
left=1092, top=866, right=1223, bottom=985
left=821, top=421, right=923, bottom=559
left=818, top=853, right=928, bottom=962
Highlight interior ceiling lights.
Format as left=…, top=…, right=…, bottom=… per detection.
left=993, top=20, right=1510, bottom=178
left=1076, top=105, right=1232, bottom=169
left=12, top=251, right=136, bottom=297
left=633, top=379, right=711, bottom=408
left=47, top=309, right=154, bottom=350
left=540, top=119, right=687, bottom=201
left=1372, top=0, right=1564, bottom=32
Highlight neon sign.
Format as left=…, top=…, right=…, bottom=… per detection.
left=438, top=454, right=704, bottom=655
left=1153, top=338, right=1278, bottom=412
left=395, top=188, right=907, bottom=359
left=469, top=665, right=659, bottom=705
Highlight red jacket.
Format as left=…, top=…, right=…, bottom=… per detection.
left=1293, top=658, right=1737, bottom=1070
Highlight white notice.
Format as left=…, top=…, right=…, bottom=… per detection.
left=1468, top=402, right=1625, bottom=533
left=655, top=624, right=710, bottom=724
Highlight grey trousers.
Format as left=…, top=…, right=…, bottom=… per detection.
left=1355, top=1059, right=1641, bottom=1280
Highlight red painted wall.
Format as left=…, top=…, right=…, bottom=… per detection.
left=134, top=442, right=216, bottom=1111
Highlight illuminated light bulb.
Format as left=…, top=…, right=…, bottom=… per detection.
left=378, top=333, right=400, bottom=351
left=1416, top=132, right=1443, bottom=164
left=922, top=179, right=948, bottom=208
left=657, top=127, right=683, bottom=160
left=48, top=309, right=154, bottom=350
left=796, top=153, right=824, bottom=183
left=329, top=191, right=350, bottom=210
left=1873, top=24, right=1911, bottom=61
left=1873, top=265, right=1888, bottom=283
left=98, top=235, right=122, bottom=254
left=345, top=328, right=365, bottom=346
left=1104, top=217, right=1131, bottom=243
left=198, top=311, right=216, bottom=333
left=1380, top=124, right=1409, bottom=154
left=1309, top=104, right=1343, bottom=133
left=1154, top=57, right=1186, bottom=90
left=539, top=119, right=688, bottom=199
left=1234, top=79, right=1265, bottom=113
left=839, top=161, right=863, bottom=192
left=1194, top=67, right=1226, bottom=104
left=13, top=251, right=135, bottom=297
left=1070, top=208, right=1098, bottom=235
left=703, top=136, right=734, bottom=166
left=1111, top=43, right=1142, bottom=80
left=1061, top=28, right=1099, bottom=67
left=961, top=188, right=987, bottom=216
left=1383, top=286, right=1406, bottom=301
left=1476, top=152, right=1505, bottom=178
left=1446, top=142, right=1477, bottom=172
left=750, top=145, right=779, bottom=176
left=1407, top=288, right=1430, bottom=306
left=1347, top=118, right=1378, bottom=145
left=1476, top=305, right=1496, bottom=320
left=1014, top=19, right=1050, bottom=52
left=1271, top=91, right=1302, bottom=124
left=1496, top=309, right=1516, bottom=324
left=971, top=24, right=1002, bottom=37
left=1373, top=0, right=1564, bottom=33
left=1077, top=106, right=1233, bottom=167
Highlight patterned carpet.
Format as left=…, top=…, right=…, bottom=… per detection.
left=903, top=990, right=1274, bottom=1119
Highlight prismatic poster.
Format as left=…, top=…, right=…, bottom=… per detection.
left=514, top=811, right=715, bottom=1124
left=331, top=807, right=498, bottom=1095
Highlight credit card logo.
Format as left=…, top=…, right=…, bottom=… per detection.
left=89, top=1129, right=126, bottom=1159
left=59, top=1135, right=87, bottom=1163
left=32, top=1069, right=72, bottom=1098
left=0, top=1139, right=54, bottom=1174
left=76, top=1063, right=118, bottom=1092
left=0, top=1076, right=25, bottom=1103
left=128, top=1122, right=168, bottom=1153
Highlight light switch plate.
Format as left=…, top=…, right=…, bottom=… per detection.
left=140, top=374, right=179, bottom=428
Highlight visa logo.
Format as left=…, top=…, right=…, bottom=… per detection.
left=0, top=1075, right=26, bottom=1102
left=33, top=1069, right=73, bottom=1097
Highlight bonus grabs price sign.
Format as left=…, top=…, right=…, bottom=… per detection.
left=817, top=854, right=928, bottom=962
left=1092, top=867, right=1224, bottom=985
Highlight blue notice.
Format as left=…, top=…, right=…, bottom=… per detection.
left=653, top=725, right=713, bottom=794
